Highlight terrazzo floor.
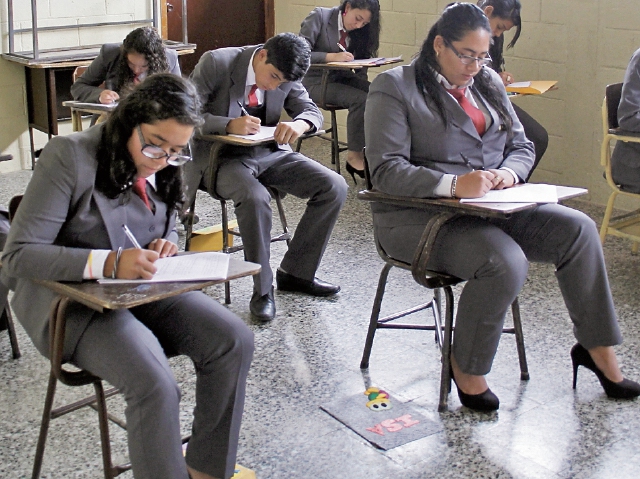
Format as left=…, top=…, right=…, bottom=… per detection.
left=2, top=137, right=640, bottom=478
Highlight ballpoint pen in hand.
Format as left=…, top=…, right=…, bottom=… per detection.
left=337, top=43, right=347, bottom=53
left=122, top=224, right=142, bottom=249
left=237, top=100, right=249, bottom=117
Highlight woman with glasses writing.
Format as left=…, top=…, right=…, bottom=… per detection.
left=364, top=3, right=640, bottom=412
left=2, top=74, right=254, bottom=479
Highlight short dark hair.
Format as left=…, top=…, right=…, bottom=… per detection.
left=477, top=0, right=522, bottom=48
left=96, top=74, right=202, bottom=212
left=414, top=3, right=512, bottom=134
left=115, top=27, right=170, bottom=93
left=339, top=0, right=382, bottom=59
left=262, top=32, right=311, bottom=82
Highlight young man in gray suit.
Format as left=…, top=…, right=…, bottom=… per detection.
left=185, top=33, right=348, bottom=322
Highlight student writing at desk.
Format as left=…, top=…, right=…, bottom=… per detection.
left=1, top=75, right=254, bottom=479
left=299, top=0, right=381, bottom=181
left=71, top=26, right=181, bottom=105
left=610, top=46, right=640, bottom=193
left=477, top=0, right=549, bottom=179
left=185, top=33, right=347, bottom=322
left=364, top=3, right=640, bottom=412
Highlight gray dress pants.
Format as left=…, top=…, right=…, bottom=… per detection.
left=72, top=291, right=254, bottom=479
left=215, top=151, right=347, bottom=296
left=376, top=204, right=621, bottom=375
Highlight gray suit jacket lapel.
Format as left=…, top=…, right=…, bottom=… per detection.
left=228, top=47, right=257, bottom=117
left=93, top=190, right=127, bottom=249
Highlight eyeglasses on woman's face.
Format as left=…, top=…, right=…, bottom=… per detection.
left=444, top=40, right=492, bottom=67
left=136, top=125, right=192, bottom=166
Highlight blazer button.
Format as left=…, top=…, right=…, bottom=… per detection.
left=149, top=226, right=156, bottom=232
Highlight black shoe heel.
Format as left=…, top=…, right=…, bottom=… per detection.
left=449, top=365, right=499, bottom=412
left=570, top=343, right=640, bottom=399
left=345, top=162, right=365, bottom=185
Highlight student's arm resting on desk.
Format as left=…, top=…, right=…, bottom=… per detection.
left=1, top=136, right=170, bottom=282
left=618, top=49, right=640, bottom=132
left=364, top=67, right=534, bottom=198
left=299, top=8, right=354, bottom=64
left=70, top=43, right=120, bottom=104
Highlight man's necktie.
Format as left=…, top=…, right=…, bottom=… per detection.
left=133, top=177, right=151, bottom=211
left=339, top=30, right=348, bottom=49
left=247, top=84, right=259, bottom=108
left=446, top=87, right=486, bottom=136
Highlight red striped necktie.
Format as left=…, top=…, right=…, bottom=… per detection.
left=446, top=87, right=486, bottom=136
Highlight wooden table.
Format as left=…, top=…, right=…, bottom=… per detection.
left=39, top=257, right=260, bottom=313
left=61, top=101, right=116, bottom=132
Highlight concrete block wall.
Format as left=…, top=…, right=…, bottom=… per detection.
left=276, top=0, right=640, bottom=207
left=0, top=0, right=151, bottom=172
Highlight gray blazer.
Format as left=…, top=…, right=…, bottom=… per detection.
left=70, top=43, right=181, bottom=103
left=1, top=125, right=178, bottom=360
left=610, top=47, right=640, bottom=193
left=364, top=61, right=534, bottom=227
left=299, top=6, right=367, bottom=86
left=185, top=44, right=324, bottom=193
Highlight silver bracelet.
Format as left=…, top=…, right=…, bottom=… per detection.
left=450, top=175, right=458, bottom=198
left=112, top=247, right=123, bottom=279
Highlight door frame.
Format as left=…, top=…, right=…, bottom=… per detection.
left=160, top=0, right=275, bottom=41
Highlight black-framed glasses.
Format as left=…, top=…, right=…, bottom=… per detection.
left=136, top=125, right=192, bottom=166
left=444, top=40, right=492, bottom=67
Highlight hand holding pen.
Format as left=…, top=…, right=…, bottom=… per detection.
left=226, top=100, right=261, bottom=135
left=327, top=43, right=354, bottom=62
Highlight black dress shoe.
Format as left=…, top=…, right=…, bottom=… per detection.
left=276, top=269, right=340, bottom=297
left=250, top=287, right=275, bottom=322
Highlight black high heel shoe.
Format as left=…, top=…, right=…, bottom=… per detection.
left=571, top=343, right=640, bottom=399
left=345, top=162, right=365, bottom=185
left=450, top=366, right=500, bottom=411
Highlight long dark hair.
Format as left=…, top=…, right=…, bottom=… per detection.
left=477, top=0, right=522, bottom=48
left=114, top=27, right=170, bottom=94
left=339, top=0, right=381, bottom=59
left=95, top=74, right=202, bottom=213
left=414, top=2, right=512, bottom=134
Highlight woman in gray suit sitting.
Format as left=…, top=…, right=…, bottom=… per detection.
left=299, top=0, right=381, bottom=181
left=71, top=26, right=181, bottom=105
left=364, top=3, right=640, bottom=412
left=2, top=74, right=253, bottom=479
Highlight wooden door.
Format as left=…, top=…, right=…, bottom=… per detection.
left=165, top=0, right=275, bottom=75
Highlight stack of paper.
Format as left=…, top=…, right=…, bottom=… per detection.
left=459, top=184, right=559, bottom=203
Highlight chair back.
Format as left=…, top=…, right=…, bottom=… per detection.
left=72, top=66, right=88, bottom=83
left=8, top=195, right=22, bottom=222
left=605, top=82, right=623, bottom=130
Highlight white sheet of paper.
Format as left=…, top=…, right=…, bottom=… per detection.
left=229, top=126, right=277, bottom=141
left=98, top=252, right=230, bottom=283
left=459, top=184, right=559, bottom=203
left=507, top=81, right=532, bottom=88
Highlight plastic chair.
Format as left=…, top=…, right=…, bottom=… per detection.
left=599, top=82, right=640, bottom=253
left=358, top=159, right=529, bottom=412
left=184, top=141, right=291, bottom=304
